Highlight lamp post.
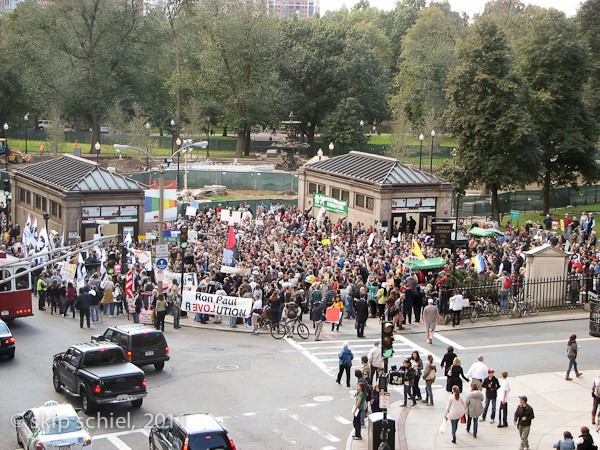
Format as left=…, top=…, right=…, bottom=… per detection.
left=317, top=148, right=323, bottom=161
left=145, top=122, right=151, bottom=167
left=359, top=120, right=364, bottom=152
left=419, top=133, right=424, bottom=171
left=24, top=113, right=29, bottom=154
left=430, top=129, right=435, bottom=174
left=176, top=138, right=182, bottom=190
left=206, top=116, right=210, bottom=158
left=170, top=119, right=175, bottom=155
left=329, top=142, right=334, bottom=158
left=95, top=142, right=101, bottom=164
left=3, top=123, right=8, bottom=171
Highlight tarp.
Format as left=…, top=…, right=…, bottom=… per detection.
left=405, top=257, right=446, bottom=270
left=468, top=227, right=503, bottom=237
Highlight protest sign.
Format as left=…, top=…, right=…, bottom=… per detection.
left=326, top=307, right=342, bottom=323
left=182, top=291, right=253, bottom=317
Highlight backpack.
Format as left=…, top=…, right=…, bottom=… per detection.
left=286, top=303, right=297, bottom=319
left=504, top=277, right=511, bottom=289
left=363, top=380, right=373, bottom=401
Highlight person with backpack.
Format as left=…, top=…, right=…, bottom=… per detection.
left=312, top=300, right=325, bottom=341
left=336, top=342, right=353, bottom=388
left=498, top=271, right=511, bottom=311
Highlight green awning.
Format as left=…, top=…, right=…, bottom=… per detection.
left=405, top=257, right=446, bottom=270
left=469, top=227, right=503, bottom=237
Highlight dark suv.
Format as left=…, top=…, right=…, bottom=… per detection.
left=92, top=324, right=170, bottom=371
left=149, top=414, right=236, bottom=450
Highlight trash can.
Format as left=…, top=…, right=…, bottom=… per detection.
left=368, top=412, right=395, bottom=450
left=589, top=297, right=600, bottom=338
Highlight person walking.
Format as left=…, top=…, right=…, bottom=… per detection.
left=466, top=355, right=489, bottom=390
left=422, top=298, right=439, bottom=344
left=401, top=359, right=417, bottom=407
left=312, top=300, right=325, bottom=341
left=552, top=431, right=575, bottom=450
left=446, top=357, right=470, bottom=393
left=64, top=282, right=76, bottom=318
left=498, top=371, right=510, bottom=428
left=481, top=369, right=500, bottom=423
left=336, top=342, right=353, bottom=387
left=411, top=351, right=423, bottom=401
left=441, top=345, right=457, bottom=377
left=444, top=385, right=466, bottom=444
left=423, top=354, right=436, bottom=406
left=154, top=293, right=167, bottom=332
left=592, top=373, right=600, bottom=425
left=465, top=382, right=484, bottom=438
left=566, top=334, right=582, bottom=380
left=352, top=382, right=367, bottom=440
left=514, top=395, right=535, bottom=450
left=74, top=287, right=91, bottom=329
left=449, top=290, right=464, bottom=327
left=355, top=295, right=368, bottom=338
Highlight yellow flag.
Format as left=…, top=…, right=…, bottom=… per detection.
left=412, top=239, right=425, bottom=260
left=560, top=219, right=565, bottom=232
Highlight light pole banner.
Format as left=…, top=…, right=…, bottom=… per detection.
left=144, top=189, right=178, bottom=222
left=182, top=290, right=253, bottom=318
left=313, top=193, right=348, bottom=215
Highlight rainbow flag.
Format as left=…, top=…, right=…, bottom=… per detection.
left=472, top=253, right=486, bottom=273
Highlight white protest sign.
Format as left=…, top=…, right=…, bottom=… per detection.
left=220, top=209, right=230, bottom=222
left=188, top=230, right=198, bottom=243
left=231, top=210, right=242, bottom=224
left=222, top=249, right=233, bottom=265
left=182, top=291, right=253, bottom=318
left=186, top=206, right=197, bottom=217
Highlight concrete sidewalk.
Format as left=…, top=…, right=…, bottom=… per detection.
left=350, top=371, right=597, bottom=450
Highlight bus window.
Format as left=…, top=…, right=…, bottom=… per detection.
left=0, top=269, right=11, bottom=292
left=15, top=268, right=30, bottom=291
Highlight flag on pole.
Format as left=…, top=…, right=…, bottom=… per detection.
left=412, top=239, right=425, bottom=260
left=227, top=225, right=239, bottom=261
left=472, top=253, right=486, bottom=274
left=29, top=218, right=38, bottom=248
left=22, top=215, right=31, bottom=256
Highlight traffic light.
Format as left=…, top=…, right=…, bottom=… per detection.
left=106, top=259, right=116, bottom=275
left=3, top=179, right=10, bottom=196
left=180, top=226, right=188, bottom=248
left=381, top=321, right=394, bottom=358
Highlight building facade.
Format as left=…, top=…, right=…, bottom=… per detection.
left=298, top=151, right=454, bottom=234
left=266, top=0, right=319, bottom=19
left=10, top=155, right=146, bottom=244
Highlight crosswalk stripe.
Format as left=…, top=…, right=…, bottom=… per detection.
left=288, top=413, right=341, bottom=443
left=394, top=334, right=442, bottom=362
left=285, top=337, right=333, bottom=375
left=334, top=415, right=352, bottom=425
left=106, top=435, right=133, bottom=450
left=434, top=333, right=466, bottom=350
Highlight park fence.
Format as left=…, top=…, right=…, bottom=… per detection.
left=438, top=275, right=590, bottom=316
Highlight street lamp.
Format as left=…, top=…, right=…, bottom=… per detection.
left=176, top=137, right=182, bottom=189
left=206, top=116, right=210, bottom=158
left=3, top=123, right=8, bottom=171
left=419, top=134, right=424, bottom=171
left=24, top=113, right=29, bottom=154
left=317, top=148, right=323, bottom=161
left=430, top=129, right=436, bottom=174
left=170, top=119, right=175, bottom=155
left=328, top=142, right=334, bottom=158
left=359, top=120, right=364, bottom=152
left=145, top=122, right=151, bottom=166
left=95, top=142, right=101, bottom=164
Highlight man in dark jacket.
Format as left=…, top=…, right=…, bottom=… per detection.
left=74, top=288, right=91, bottom=329
left=355, top=295, right=369, bottom=338
left=481, top=369, right=500, bottom=423
left=514, top=395, right=535, bottom=450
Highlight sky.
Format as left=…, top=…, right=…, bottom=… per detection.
left=320, top=0, right=582, bottom=17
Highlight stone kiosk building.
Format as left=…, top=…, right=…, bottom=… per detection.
left=11, top=155, right=146, bottom=243
left=298, top=151, right=454, bottom=233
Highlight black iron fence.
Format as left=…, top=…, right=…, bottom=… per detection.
left=439, top=276, right=591, bottom=316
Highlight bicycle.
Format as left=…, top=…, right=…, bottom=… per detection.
left=509, top=295, right=539, bottom=318
left=270, top=317, right=310, bottom=340
left=257, top=315, right=273, bottom=330
left=469, top=297, right=501, bottom=323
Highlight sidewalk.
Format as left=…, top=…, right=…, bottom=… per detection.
left=351, top=371, right=597, bottom=450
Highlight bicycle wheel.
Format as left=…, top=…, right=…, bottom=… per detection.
left=470, top=309, right=479, bottom=323
left=527, top=301, right=540, bottom=316
left=488, top=305, right=501, bottom=321
left=510, top=304, right=521, bottom=319
left=296, top=323, right=310, bottom=340
left=270, top=323, right=287, bottom=339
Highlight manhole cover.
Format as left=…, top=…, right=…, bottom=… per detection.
left=216, top=364, right=239, bottom=371
left=313, top=395, right=334, bottom=402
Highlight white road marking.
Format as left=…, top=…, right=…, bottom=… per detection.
left=139, top=428, right=149, bottom=437
left=106, top=435, right=133, bottom=450
left=314, top=395, right=334, bottom=402
left=322, top=446, right=338, bottom=450
left=288, top=413, right=341, bottom=443
left=334, top=415, right=352, bottom=425
left=285, top=337, right=333, bottom=376
left=273, top=428, right=297, bottom=445
left=243, top=412, right=256, bottom=416
left=394, top=334, right=442, bottom=362
left=300, top=403, right=318, bottom=407
left=92, top=428, right=150, bottom=440
left=434, top=333, right=466, bottom=350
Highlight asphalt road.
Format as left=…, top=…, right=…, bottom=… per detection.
left=0, top=310, right=597, bottom=450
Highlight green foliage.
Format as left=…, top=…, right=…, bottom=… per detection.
left=577, top=0, right=600, bottom=124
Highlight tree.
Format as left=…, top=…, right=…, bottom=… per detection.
left=578, top=0, right=600, bottom=124
left=105, top=101, right=128, bottom=135
left=445, top=16, right=539, bottom=221
left=320, top=98, right=363, bottom=151
left=390, top=5, right=466, bottom=129
left=517, top=9, right=599, bottom=213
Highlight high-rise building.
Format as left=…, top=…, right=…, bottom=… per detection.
left=266, top=0, right=319, bottom=19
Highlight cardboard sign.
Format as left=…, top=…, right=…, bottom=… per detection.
left=139, top=309, right=153, bottom=325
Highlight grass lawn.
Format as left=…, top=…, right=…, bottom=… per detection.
left=367, top=134, right=458, bottom=147
left=498, top=204, right=600, bottom=234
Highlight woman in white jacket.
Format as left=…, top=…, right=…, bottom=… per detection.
left=444, top=385, right=466, bottom=444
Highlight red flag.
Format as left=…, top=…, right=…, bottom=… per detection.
left=227, top=226, right=236, bottom=250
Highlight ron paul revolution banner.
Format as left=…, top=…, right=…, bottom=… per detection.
left=181, top=291, right=253, bottom=318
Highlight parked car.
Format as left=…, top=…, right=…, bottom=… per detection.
left=92, top=324, right=169, bottom=371
left=36, top=120, right=50, bottom=131
left=149, top=414, right=236, bottom=450
left=14, top=400, right=92, bottom=449
left=0, top=318, right=15, bottom=359
left=52, top=341, right=147, bottom=415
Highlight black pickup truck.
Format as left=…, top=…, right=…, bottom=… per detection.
left=52, top=341, right=148, bottom=415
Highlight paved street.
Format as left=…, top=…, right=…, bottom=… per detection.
left=1, top=309, right=598, bottom=450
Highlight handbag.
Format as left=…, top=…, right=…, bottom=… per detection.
left=438, top=419, right=447, bottom=434
left=460, top=415, right=466, bottom=424
left=425, top=367, right=436, bottom=382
